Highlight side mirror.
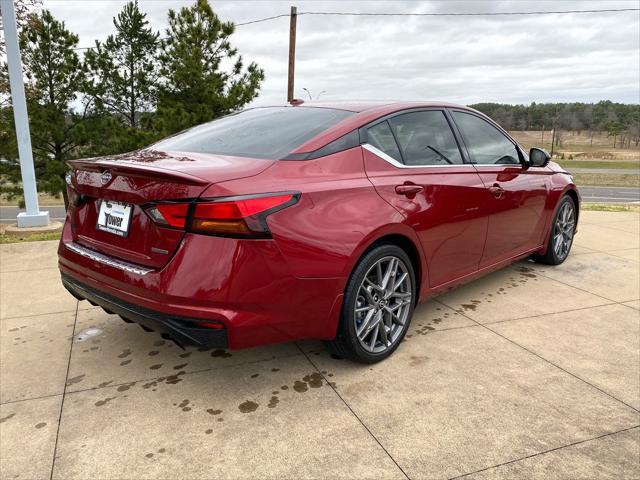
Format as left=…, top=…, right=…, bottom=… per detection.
left=529, top=147, right=551, bottom=167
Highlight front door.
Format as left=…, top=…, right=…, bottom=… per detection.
left=450, top=110, right=548, bottom=267
left=362, top=109, right=490, bottom=288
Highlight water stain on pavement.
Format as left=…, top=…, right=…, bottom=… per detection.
left=177, top=399, right=191, bottom=412
left=238, top=400, right=259, bottom=413
left=35, top=422, right=46, bottom=429
left=0, top=413, right=15, bottom=423
left=293, top=380, right=308, bottom=393
left=95, top=396, right=115, bottom=407
left=120, top=359, right=132, bottom=366
left=211, top=349, right=232, bottom=358
left=117, top=349, right=132, bottom=359
left=66, top=374, right=85, bottom=386
left=302, top=373, right=323, bottom=388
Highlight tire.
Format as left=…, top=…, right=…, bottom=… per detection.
left=326, top=243, right=416, bottom=363
left=532, top=195, right=577, bottom=265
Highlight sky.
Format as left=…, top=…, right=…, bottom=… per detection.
left=24, top=0, right=640, bottom=106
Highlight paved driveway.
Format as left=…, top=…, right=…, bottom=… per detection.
left=1, top=211, right=639, bottom=479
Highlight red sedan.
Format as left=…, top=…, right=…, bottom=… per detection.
left=59, top=101, right=579, bottom=363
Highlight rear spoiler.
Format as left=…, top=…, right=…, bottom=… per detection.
left=67, top=159, right=209, bottom=186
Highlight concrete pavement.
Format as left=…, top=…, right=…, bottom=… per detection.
left=0, top=210, right=639, bottom=479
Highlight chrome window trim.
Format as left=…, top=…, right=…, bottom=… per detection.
left=470, top=163, right=524, bottom=168
left=65, top=242, right=153, bottom=276
left=362, top=143, right=475, bottom=169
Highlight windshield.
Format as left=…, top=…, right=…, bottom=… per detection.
left=152, top=107, right=354, bottom=159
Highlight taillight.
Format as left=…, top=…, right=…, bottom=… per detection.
left=144, top=192, right=299, bottom=238
left=145, top=203, right=189, bottom=229
left=190, top=193, right=297, bottom=238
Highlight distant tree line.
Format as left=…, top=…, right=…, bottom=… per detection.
left=0, top=0, right=264, bottom=203
left=470, top=101, right=640, bottom=149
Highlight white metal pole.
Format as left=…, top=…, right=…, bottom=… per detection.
left=1, top=0, right=49, bottom=227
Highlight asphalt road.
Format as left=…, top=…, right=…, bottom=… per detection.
left=1, top=185, right=638, bottom=224
left=579, top=186, right=640, bottom=204
left=0, top=205, right=67, bottom=224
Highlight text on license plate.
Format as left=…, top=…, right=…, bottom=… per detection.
left=97, top=200, right=132, bottom=237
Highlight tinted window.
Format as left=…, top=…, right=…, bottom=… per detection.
left=389, top=111, right=463, bottom=165
left=452, top=111, right=519, bottom=165
left=367, top=121, right=402, bottom=161
left=153, top=107, right=353, bottom=159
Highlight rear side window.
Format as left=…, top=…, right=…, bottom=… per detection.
left=367, top=121, right=402, bottom=161
left=452, top=111, right=520, bottom=165
left=389, top=111, right=463, bottom=165
left=153, top=107, right=353, bottom=160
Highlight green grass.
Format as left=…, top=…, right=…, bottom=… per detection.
left=573, top=173, right=640, bottom=188
left=582, top=204, right=640, bottom=213
left=0, top=232, right=61, bottom=244
left=558, top=160, right=639, bottom=170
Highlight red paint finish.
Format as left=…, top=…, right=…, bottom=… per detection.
left=472, top=164, right=549, bottom=267
left=363, top=148, right=489, bottom=288
left=58, top=102, right=579, bottom=350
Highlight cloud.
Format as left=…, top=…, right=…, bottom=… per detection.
left=41, top=0, right=640, bottom=105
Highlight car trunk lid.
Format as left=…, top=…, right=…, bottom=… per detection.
left=66, top=149, right=275, bottom=269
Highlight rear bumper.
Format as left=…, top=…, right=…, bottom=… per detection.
left=58, top=221, right=345, bottom=349
left=62, top=273, right=228, bottom=348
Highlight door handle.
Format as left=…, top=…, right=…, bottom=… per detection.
left=488, top=183, right=505, bottom=198
left=395, top=184, right=423, bottom=196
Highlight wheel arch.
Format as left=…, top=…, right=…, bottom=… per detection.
left=345, top=225, right=429, bottom=303
left=564, top=187, right=580, bottom=224
left=540, top=186, right=580, bottom=255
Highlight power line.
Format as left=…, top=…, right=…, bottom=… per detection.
left=69, top=6, right=640, bottom=51
left=235, top=13, right=290, bottom=26
left=298, top=8, right=640, bottom=18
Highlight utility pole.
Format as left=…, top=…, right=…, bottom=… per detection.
left=287, top=6, right=297, bottom=103
left=1, top=0, right=49, bottom=227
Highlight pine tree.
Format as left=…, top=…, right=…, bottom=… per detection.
left=19, top=9, right=88, bottom=199
left=156, top=0, right=264, bottom=134
left=85, top=1, right=159, bottom=129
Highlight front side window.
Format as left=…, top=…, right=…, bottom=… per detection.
left=152, top=107, right=353, bottom=160
left=452, top=111, right=520, bottom=165
left=388, top=111, right=463, bottom=165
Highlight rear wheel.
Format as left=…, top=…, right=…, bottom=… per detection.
left=326, top=244, right=416, bottom=363
left=533, top=195, right=576, bottom=265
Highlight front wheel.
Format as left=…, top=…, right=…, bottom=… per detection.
left=326, top=244, right=416, bottom=363
left=533, top=195, right=577, bottom=265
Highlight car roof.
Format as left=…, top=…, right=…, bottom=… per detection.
left=285, top=100, right=477, bottom=154
left=287, top=100, right=468, bottom=113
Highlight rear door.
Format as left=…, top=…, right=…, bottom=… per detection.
left=449, top=110, right=548, bottom=267
left=362, top=109, right=489, bottom=288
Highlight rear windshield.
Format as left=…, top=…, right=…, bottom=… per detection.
left=152, top=107, right=354, bottom=159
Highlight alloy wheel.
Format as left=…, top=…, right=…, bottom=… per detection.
left=553, top=201, right=575, bottom=261
left=354, top=255, right=413, bottom=354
